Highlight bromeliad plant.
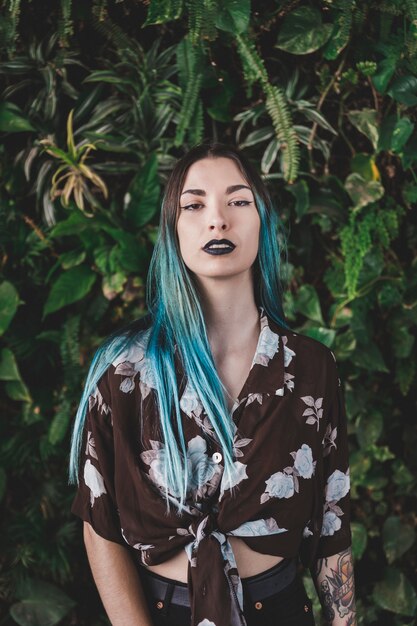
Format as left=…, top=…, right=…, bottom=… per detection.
left=39, top=109, right=108, bottom=216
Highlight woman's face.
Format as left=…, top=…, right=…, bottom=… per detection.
left=176, top=157, right=261, bottom=282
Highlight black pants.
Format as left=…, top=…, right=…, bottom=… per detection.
left=140, top=561, right=315, bottom=626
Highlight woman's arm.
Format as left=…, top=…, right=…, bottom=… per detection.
left=311, top=546, right=357, bottom=626
left=83, top=521, right=154, bottom=626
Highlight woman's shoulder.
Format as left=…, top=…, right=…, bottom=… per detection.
left=96, top=314, right=155, bottom=400
left=282, top=325, right=338, bottom=384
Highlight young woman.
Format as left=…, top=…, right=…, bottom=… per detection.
left=69, top=142, right=357, bottom=626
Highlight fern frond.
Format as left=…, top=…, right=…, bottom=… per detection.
left=235, top=33, right=300, bottom=183
left=175, top=71, right=203, bottom=146
left=1, top=0, right=22, bottom=56
left=202, top=0, right=218, bottom=42
left=58, top=0, right=74, bottom=47
left=187, top=0, right=204, bottom=45
left=405, top=0, right=417, bottom=58
left=264, top=85, right=300, bottom=183
left=235, top=34, right=269, bottom=87
left=92, top=0, right=109, bottom=22
left=188, top=98, right=204, bottom=145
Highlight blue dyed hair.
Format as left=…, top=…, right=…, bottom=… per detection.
left=69, top=141, right=291, bottom=512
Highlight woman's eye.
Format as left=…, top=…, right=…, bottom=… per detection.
left=180, top=203, right=202, bottom=210
left=230, top=200, right=252, bottom=206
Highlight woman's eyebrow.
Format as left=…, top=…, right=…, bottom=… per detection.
left=180, top=184, right=252, bottom=196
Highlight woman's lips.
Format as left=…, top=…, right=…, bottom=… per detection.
left=202, top=239, right=236, bottom=255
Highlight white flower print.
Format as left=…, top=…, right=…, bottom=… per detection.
left=282, top=335, right=296, bottom=366
left=140, top=436, right=222, bottom=501
left=252, top=314, right=280, bottom=367
left=180, top=380, right=204, bottom=418
left=120, top=377, right=135, bottom=393
left=322, top=423, right=337, bottom=457
left=303, top=522, right=313, bottom=538
left=229, top=517, right=288, bottom=537
left=245, top=392, right=264, bottom=407
left=85, top=431, right=98, bottom=460
left=232, top=434, right=252, bottom=458
left=261, top=471, right=294, bottom=503
left=187, top=436, right=219, bottom=491
left=321, top=510, right=342, bottom=536
left=112, top=328, right=156, bottom=397
left=88, top=385, right=111, bottom=415
left=326, top=469, right=350, bottom=502
left=293, top=443, right=315, bottom=479
left=261, top=443, right=316, bottom=502
left=84, top=459, right=107, bottom=506
left=197, top=620, right=216, bottom=626
left=301, top=395, right=323, bottom=431
left=219, top=461, right=248, bottom=501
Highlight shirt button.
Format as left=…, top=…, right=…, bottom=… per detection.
left=156, top=601, right=164, bottom=609
left=212, top=452, right=222, bottom=463
left=254, top=601, right=263, bottom=610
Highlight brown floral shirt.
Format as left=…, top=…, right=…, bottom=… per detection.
left=71, top=306, right=352, bottom=626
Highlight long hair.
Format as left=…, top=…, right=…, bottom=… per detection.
left=69, top=141, right=291, bottom=512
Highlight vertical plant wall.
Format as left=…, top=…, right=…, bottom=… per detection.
left=0, top=1, right=416, bottom=624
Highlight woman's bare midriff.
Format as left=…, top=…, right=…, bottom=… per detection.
left=145, top=536, right=285, bottom=582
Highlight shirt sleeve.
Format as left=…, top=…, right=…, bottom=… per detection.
left=70, top=367, right=125, bottom=545
left=315, top=349, right=352, bottom=558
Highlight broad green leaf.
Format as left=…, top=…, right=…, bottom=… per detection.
left=0, top=281, right=20, bottom=335
left=347, top=109, right=379, bottom=150
left=292, top=284, right=324, bottom=324
left=261, top=138, right=280, bottom=175
left=11, top=578, right=75, bottom=626
left=216, top=0, right=251, bottom=34
left=350, top=343, right=388, bottom=372
left=382, top=517, right=416, bottom=564
left=390, top=118, right=414, bottom=153
left=102, top=272, right=127, bottom=300
left=301, top=326, right=336, bottom=347
left=350, top=153, right=380, bottom=182
left=0, top=349, right=32, bottom=401
left=392, top=460, right=414, bottom=489
left=99, top=227, right=148, bottom=272
left=275, top=7, right=333, bottom=55
left=43, top=265, right=97, bottom=317
left=0, top=347, right=22, bottom=381
left=287, top=179, right=310, bottom=221
left=387, top=75, right=417, bottom=106
left=372, top=57, right=397, bottom=94
left=49, top=211, right=92, bottom=237
left=239, top=127, right=274, bottom=149
left=124, top=154, right=160, bottom=228
left=351, top=522, right=368, bottom=560
left=0, top=102, right=35, bottom=132
left=356, top=411, right=383, bottom=449
left=344, top=173, right=384, bottom=211
left=142, top=0, right=184, bottom=27
left=402, top=182, right=417, bottom=206
left=373, top=566, right=417, bottom=616
left=59, top=249, right=86, bottom=269
left=350, top=450, right=372, bottom=486
left=5, top=379, right=32, bottom=402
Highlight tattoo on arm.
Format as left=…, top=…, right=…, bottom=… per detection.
left=314, top=547, right=357, bottom=624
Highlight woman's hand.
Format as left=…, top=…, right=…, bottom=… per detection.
left=311, top=546, right=357, bottom=625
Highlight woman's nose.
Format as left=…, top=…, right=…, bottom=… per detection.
left=208, top=204, right=229, bottom=231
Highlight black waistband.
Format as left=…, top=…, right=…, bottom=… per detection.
left=139, top=556, right=298, bottom=606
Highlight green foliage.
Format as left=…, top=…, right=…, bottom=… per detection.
left=0, top=1, right=416, bottom=624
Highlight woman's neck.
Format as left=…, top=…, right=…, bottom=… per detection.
left=199, top=274, right=260, bottom=353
